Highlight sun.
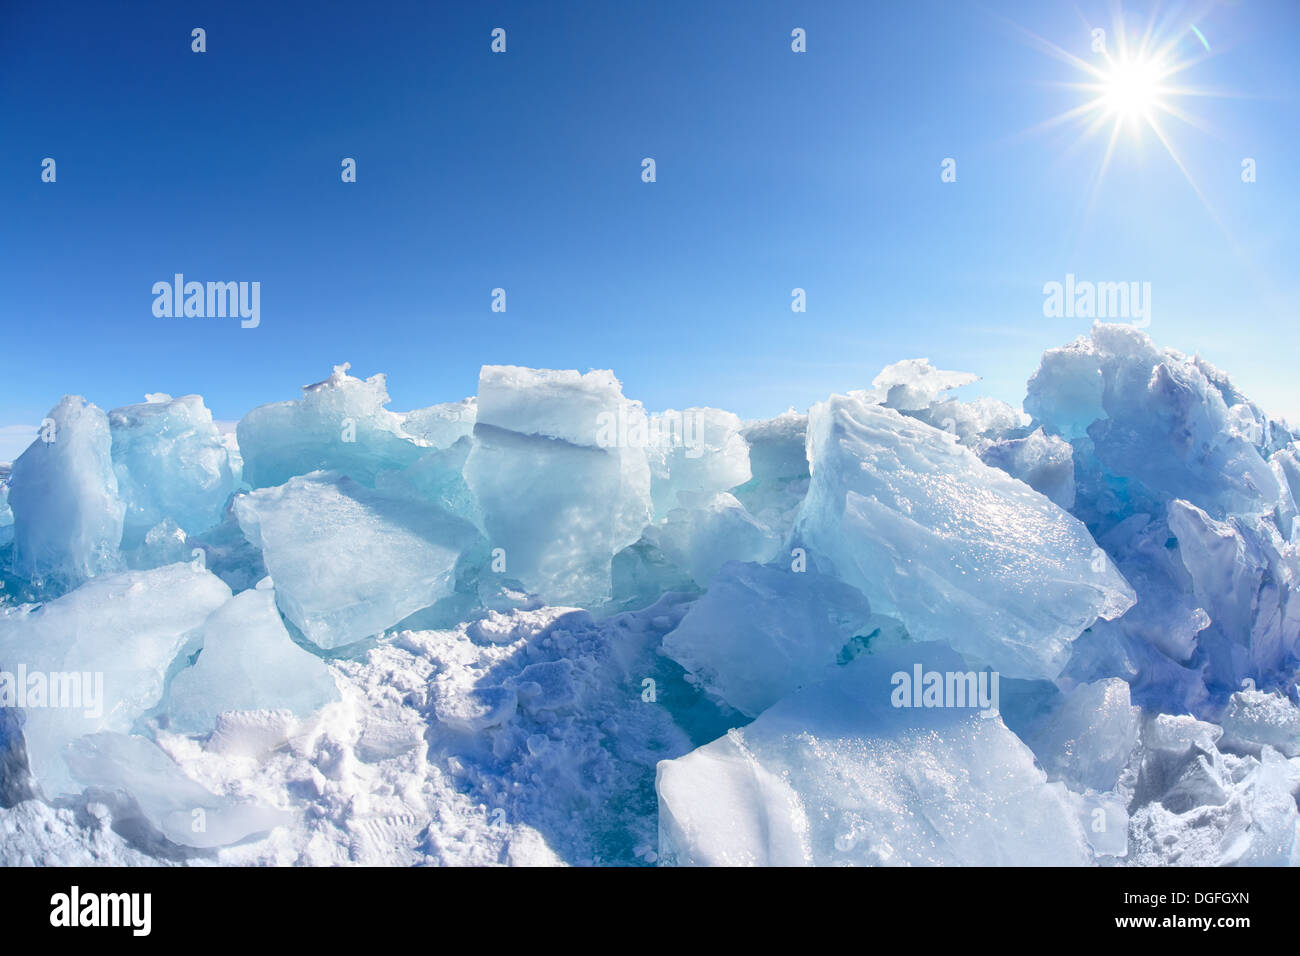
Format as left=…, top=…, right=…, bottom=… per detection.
left=1064, top=40, right=1199, bottom=154
left=1078, top=47, right=1184, bottom=137
left=1099, top=55, right=1166, bottom=123
left=1007, top=5, right=1232, bottom=221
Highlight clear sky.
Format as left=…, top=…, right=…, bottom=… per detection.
left=2, top=0, right=1297, bottom=461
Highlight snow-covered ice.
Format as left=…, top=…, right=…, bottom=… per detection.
left=1, top=323, right=1299, bottom=867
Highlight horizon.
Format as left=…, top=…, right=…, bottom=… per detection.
left=0, top=317, right=1286, bottom=465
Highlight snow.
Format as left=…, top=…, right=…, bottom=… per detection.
left=64, top=732, right=290, bottom=849
left=1, top=603, right=715, bottom=865
left=1127, top=730, right=1300, bottom=866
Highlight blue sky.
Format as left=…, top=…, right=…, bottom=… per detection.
left=2, top=0, right=1297, bottom=460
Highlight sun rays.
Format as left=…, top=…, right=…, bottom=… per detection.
left=1011, top=3, right=1234, bottom=224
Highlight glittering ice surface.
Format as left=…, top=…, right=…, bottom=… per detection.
left=794, top=393, right=1134, bottom=679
